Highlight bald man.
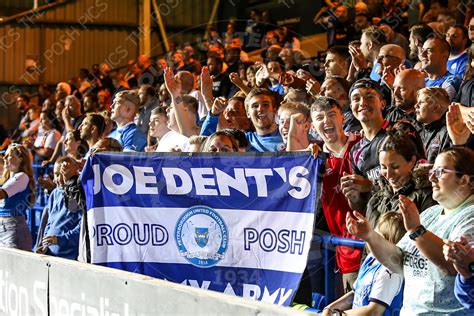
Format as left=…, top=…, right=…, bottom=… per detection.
left=376, top=44, right=406, bottom=78
left=385, top=69, right=426, bottom=125
left=421, top=37, right=461, bottom=101
left=176, top=71, right=208, bottom=120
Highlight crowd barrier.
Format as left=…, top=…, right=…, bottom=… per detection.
left=0, top=248, right=313, bottom=316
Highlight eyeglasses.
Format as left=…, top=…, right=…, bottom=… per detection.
left=428, top=167, right=463, bottom=179
left=469, top=25, right=474, bottom=31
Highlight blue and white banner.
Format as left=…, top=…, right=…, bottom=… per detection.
left=81, top=152, right=323, bottom=306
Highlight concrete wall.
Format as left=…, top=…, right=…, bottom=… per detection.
left=0, top=248, right=311, bottom=316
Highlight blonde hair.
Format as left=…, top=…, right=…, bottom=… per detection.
left=376, top=211, right=406, bottom=244
left=3, top=144, right=36, bottom=206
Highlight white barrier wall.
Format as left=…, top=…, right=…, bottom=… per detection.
left=0, top=248, right=312, bottom=316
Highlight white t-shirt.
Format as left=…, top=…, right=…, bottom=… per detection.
left=188, top=90, right=208, bottom=120
left=397, top=195, right=474, bottom=315
left=156, top=130, right=189, bottom=152
left=0, top=172, right=29, bottom=207
left=34, top=128, right=61, bottom=149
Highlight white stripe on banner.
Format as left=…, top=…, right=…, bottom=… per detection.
left=89, top=206, right=314, bottom=273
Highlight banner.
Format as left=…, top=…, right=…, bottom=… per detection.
left=81, top=152, right=323, bottom=306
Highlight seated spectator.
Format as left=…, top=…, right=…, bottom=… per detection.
left=111, top=71, right=130, bottom=102
left=109, top=91, right=147, bottom=152
left=415, top=87, right=451, bottom=163
left=35, top=157, right=82, bottom=260
left=323, top=212, right=405, bottom=316
left=421, top=37, right=461, bottom=101
left=62, top=95, right=85, bottom=133
left=347, top=146, right=474, bottom=314
left=0, top=144, right=35, bottom=250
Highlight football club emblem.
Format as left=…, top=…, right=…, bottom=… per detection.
left=175, top=205, right=228, bottom=268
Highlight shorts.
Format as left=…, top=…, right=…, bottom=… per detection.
left=0, top=216, right=32, bottom=251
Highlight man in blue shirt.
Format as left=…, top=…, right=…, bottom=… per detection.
left=109, top=90, right=147, bottom=152
left=244, top=88, right=284, bottom=152
left=421, top=37, right=461, bottom=101
left=446, top=25, right=470, bottom=79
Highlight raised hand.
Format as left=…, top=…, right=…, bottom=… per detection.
left=348, top=45, right=368, bottom=71
left=346, top=211, right=373, bottom=241
left=306, top=79, right=321, bottom=97
left=229, top=72, right=243, bottom=86
left=211, top=97, right=228, bottom=116
left=399, top=195, right=421, bottom=232
left=447, top=103, right=471, bottom=145
left=381, top=65, right=395, bottom=88
left=164, top=67, right=182, bottom=97
left=443, top=237, right=474, bottom=279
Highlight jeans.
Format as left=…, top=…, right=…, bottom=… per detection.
left=0, top=216, right=32, bottom=251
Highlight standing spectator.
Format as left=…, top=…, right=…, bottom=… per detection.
left=415, top=87, right=451, bottom=163
left=207, top=55, right=233, bottom=99
left=148, top=107, right=189, bottom=152
left=341, top=79, right=389, bottom=211
left=244, top=88, right=284, bottom=152
left=79, top=113, right=106, bottom=158
left=385, top=69, right=426, bottom=125
left=35, top=157, right=82, bottom=260
left=135, top=85, right=159, bottom=135
left=0, top=144, right=35, bottom=250
left=446, top=25, right=470, bottom=79
left=62, top=96, right=85, bottom=133
left=137, top=54, right=163, bottom=86
left=31, top=111, right=61, bottom=163
left=323, top=212, right=405, bottom=316
left=309, top=96, right=363, bottom=293
left=421, top=37, right=461, bottom=100
left=324, top=46, right=351, bottom=79
left=109, top=91, right=147, bottom=152
left=346, top=146, right=474, bottom=315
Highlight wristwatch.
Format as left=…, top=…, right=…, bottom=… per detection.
left=409, top=225, right=427, bottom=241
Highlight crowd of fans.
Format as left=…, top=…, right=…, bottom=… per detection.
left=0, top=0, right=474, bottom=314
